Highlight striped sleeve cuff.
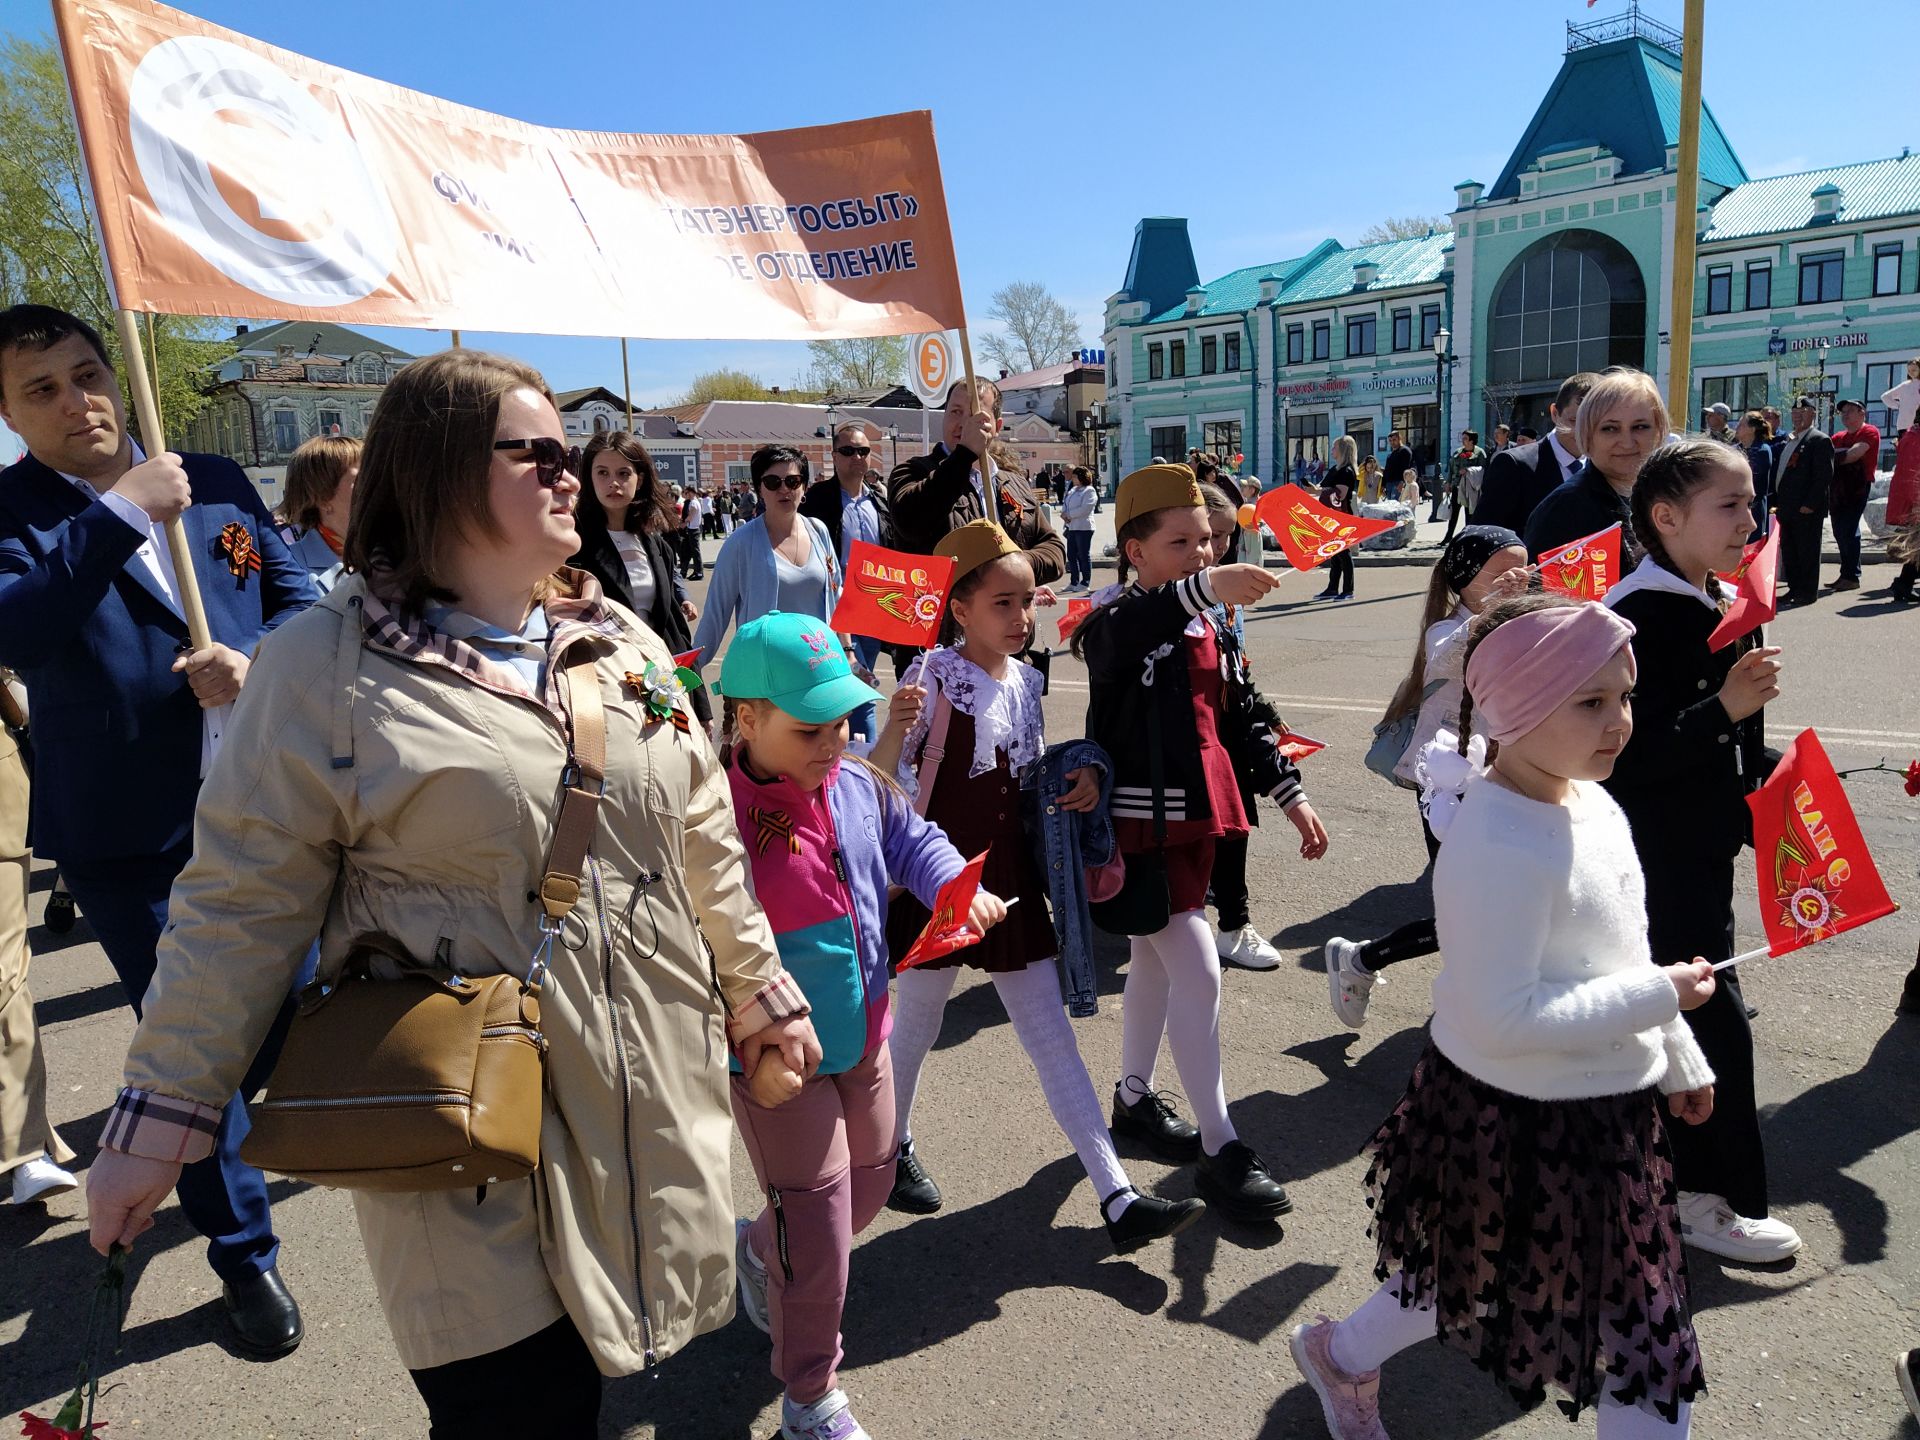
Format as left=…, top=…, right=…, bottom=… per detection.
left=727, top=970, right=812, bottom=1043
left=1270, top=774, right=1307, bottom=813
left=1173, top=570, right=1219, bottom=617
left=101, top=1087, right=222, bottom=1164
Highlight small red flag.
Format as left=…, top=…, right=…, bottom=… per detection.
left=1708, top=527, right=1780, bottom=652
left=1274, top=731, right=1327, bottom=762
left=1535, top=523, right=1624, bottom=600
left=898, top=850, right=992, bottom=970
left=1251, top=488, right=1396, bottom=573
left=1746, top=730, right=1899, bottom=957
left=830, top=541, right=957, bottom=648
left=672, top=648, right=701, bottom=671
left=1056, top=597, right=1094, bottom=642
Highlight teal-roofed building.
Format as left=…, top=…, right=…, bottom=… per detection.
left=1103, top=5, right=1920, bottom=488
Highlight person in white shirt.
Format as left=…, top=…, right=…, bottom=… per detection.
left=1059, top=465, right=1098, bottom=589
left=679, top=486, right=707, bottom=579
left=1292, top=593, right=1715, bottom=1440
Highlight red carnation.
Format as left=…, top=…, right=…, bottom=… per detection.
left=1904, top=759, right=1920, bottom=797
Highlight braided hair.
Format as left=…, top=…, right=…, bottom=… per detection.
left=1455, top=592, right=1580, bottom=756
left=1630, top=438, right=1743, bottom=606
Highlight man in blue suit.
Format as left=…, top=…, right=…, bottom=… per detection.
left=0, top=305, right=318, bottom=1356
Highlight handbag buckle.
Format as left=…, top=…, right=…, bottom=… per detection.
left=560, top=760, right=606, bottom=797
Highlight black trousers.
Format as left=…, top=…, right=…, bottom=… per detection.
left=1210, top=831, right=1250, bottom=931
left=410, top=1317, right=602, bottom=1439
left=1320, top=548, right=1354, bottom=595
left=1779, top=509, right=1824, bottom=601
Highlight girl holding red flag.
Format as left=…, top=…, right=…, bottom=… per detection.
left=1602, top=438, right=1802, bottom=1264
left=873, top=519, right=1205, bottom=1253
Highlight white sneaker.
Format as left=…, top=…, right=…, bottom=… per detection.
left=1676, top=1191, right=1802, bottom=1262
left=1217, top=924, right=1281, bottom=970
left=735, top=1217, right=771, bottom=1334
left=9, top=1154, right=79, bottom=1206
left=1325, top=937, right=1380, bottom=1030
left=782, top=1387, right=871, bottom=1440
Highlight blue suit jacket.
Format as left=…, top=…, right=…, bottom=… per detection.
left=0, top=451, right=319, bottom=863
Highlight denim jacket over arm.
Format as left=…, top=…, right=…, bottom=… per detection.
left=1022, top=737, right=1116, bottom=1018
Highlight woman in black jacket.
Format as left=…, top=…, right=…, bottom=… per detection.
left=1314, top=435, right=1360, bottom=600
left=569, top=431, right=712, bottom=723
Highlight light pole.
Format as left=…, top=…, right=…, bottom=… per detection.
left=1432, top=328, right=1457, bottom=506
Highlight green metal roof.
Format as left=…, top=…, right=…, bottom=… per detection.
left=1275, top=232, right=1452, bottom=306
left=1490, top=37, right=1746, bottom=200
left=1704, top=154, right=1920, bottom=241
left=235, top=320, right=415, bottom=359
left=1120, top=218, right=1202, bottom=321
left=1143, top=241, right=1339, bottom=322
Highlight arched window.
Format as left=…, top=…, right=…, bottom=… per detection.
left=354, top=353, right=384, bottom=383
left=1487, top=230, right=1648, bottom=387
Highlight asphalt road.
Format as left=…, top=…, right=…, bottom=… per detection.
left=5, top=548, right=1917, bottom=1439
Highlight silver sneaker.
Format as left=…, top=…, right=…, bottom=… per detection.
left=1325, top=937, right=1380, bottom=1029
left=735, top=1217, right=771, bottom=1334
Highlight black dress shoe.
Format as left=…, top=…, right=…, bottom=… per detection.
left=223, top=1265, right=303, bottom=1358
left=1196, top=1140, right=1292, bottom=1222
left=887, top=1137, right=941, bottom=1214
left=1103, top=1190, right=1206, bottom=1254
left=1898, top=968, right=1920, bottom=1017
left=1110, top=1079, right=1201, bottom=1163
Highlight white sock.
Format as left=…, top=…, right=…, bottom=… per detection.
left=1117, top=933, right=1171, bottom=1097
left=1596, top=1398, right=1692, bottom=1438
left=1142, top=908, right=1237, bottom=1155
left=1329, top=1275, right=1438, bottom=1375
left=889, top=965, right=958, bottom=1147
left=989, top=959, right=1132, bottom=1213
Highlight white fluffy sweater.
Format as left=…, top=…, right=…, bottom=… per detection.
left=1431, top=774, right=1716, bottom=1102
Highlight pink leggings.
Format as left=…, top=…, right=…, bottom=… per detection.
left=730, top=1041, right=896, bottom=1405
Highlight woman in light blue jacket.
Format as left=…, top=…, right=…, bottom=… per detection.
left=276, top=434, right=359, bottom=594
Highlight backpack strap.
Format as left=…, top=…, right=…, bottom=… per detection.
left=912, top=685, right=954, bottom=819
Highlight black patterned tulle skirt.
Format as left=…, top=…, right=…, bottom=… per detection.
left=1362, top=1041, right=1707, bottom=1423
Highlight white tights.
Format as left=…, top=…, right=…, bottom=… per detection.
left=1330, top=1276, right=1691, bottom=1437
left=890, top=960, right=1132, bottom=1213
left=1117, top=907, right=1236, bottom=1154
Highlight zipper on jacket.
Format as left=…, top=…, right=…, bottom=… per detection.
left=811, top=784, right=870, bottom=1022
left=259, top=1090, right=467, bottom=1111
left=590, top=855, right=657, bottom=1367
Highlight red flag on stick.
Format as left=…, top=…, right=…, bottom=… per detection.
left=1056, top=597, right=1094, bottom=643
left=1252, top=488, right=1396, bottom=573
left=1274, top=731, right=1327, bottom=762
left=1535, top=523, right=1624, bottom=600
left=672, top=649, right=701, bottom=671
left=1746, top=730, right=1899, bottom=957
left=898, top=850, right=991, bottom=970
left=1708, top=527, right=1780, bottom=651
left=830, top=541, right=957, bottom=648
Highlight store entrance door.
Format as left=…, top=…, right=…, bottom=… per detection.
left=1344, top=418, right=1375, bottom=468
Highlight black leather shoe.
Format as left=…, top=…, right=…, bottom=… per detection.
left=1103, top=1190, right=1206, bottom=1254
left=1110, top=1078, right=1202, bottom=1162
left=223, top=1265, right=303, bottom=1358
left=1196, top=1140, right=1292, bottom=1222
left=887, top=1137, right=942, bottom=1214
left=1898, top=967, right=1920, bottom=1017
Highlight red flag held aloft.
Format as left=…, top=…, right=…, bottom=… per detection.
left=1251, top=488, right=1396, bottom=573
left=1746, top=730, right=1899, bottom=958
left=1056, top=597, right=1093, bottom=643
left=898, top=850, right=991, bottom=970
left=830, top=541, right=957, bottom=648
left=1535, top=523, right=1624, bottom=600
left=1709, top=527, right=1780, bottom=651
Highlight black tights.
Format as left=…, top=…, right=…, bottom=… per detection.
left=1211, top=832, right=1250, bottom=931
left=1358, top=810, right=1442, bottom=973
left=410, top=1317, right=602, bottom=1439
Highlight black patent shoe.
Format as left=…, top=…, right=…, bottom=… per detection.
left=887, top=1136, right=942, bottom=1214
left=224, top=1265, right=303, bottom=1358
left=1196, top=1140, right=1292, bottom=1222
left=1102, top=1189, right=1206, bottom=1254
left=1110, top=1077, right=1202, bottom=1163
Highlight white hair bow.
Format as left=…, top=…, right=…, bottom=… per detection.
left=1417, top=727, right=1488, bottom=842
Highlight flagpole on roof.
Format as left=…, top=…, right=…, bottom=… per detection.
left=1665, top=0, right=1706, bottom=425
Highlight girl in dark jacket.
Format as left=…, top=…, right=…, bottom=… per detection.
left=569, top=431, right=712, bottom=724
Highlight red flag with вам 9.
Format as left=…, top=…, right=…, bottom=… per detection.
left=1536, top=523, right=1623, bottom=600
left=830, top=541, right=956, bottom=648
left=1252, top=488, right=1396, bottom=573
left=1746, top=729, right=1898, bottom=957
left=898, top=850, right=990, bottom=970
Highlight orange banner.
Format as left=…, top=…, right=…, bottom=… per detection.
left=53, top=0, right=965, bottom=339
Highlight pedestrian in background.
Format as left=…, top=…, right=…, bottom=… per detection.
left=1884, top=360, right=1920, bottom=603
left=1315, top=435, right=1359, bottom=601
left=1737, top=410, right=1774, bottom=537
left=1773, top=395, right=1833, bottom=607
left=278, top=434, right=359, bottom=593
left=1060, top=465, right=1097, bottom=589
left=1442, top=429, right=1487, bottom=545
left=1826, top=397, right=1879, bottom=593
left=679, top=483, right=707, bottom=579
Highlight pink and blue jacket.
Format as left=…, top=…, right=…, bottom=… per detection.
left=726, top=755, right=964, bottom=1075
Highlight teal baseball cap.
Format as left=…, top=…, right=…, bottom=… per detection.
left=719, top=611, right=881, bottom=723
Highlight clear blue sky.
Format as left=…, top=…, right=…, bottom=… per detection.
left=6, top=0, right=1912, bottom=406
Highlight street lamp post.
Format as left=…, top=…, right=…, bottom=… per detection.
left=1432, top=328, right=1457, bottom=505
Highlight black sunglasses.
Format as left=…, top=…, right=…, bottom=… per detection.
left=494, top=436, right=579, bottom=487
left=835, top=445, right=872, bottom=458
left=760, top=473, right=807, bottom=491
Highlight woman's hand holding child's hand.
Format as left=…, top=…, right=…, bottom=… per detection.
left=1665, top=959, right=1717, bottom=1011
left=747, top=1047, right=804, bottom=1108
left=1717, top=646, right=1782, bottom=723
left=968, top=890, right=1008, bottom=935
left=1208, top=564, right=1279, bottom=607
left=1057, top=766, right=1100, bottom=813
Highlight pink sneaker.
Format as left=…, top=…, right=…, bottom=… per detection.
left=1289, top=1316, right=1389, bottom=1440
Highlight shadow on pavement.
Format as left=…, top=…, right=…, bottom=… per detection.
left=34, top=980, right=124, bottom=1027
left=26, top=918, right=97, bottom=955
left=927, top=931, right=1131, bottom=1054
left=1262, top=1336, right=1532, bottom=1439
left=1274, top=879, right=1433, bottom=956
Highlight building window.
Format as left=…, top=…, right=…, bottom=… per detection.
left=1148, top=424, right=1187, bottom=460
left=1420, top=304, right=1442, bottom=350
left=272, top=410, right=299, bottom=453
left=1169, top=339, right=1186, bottom=378
left=1284, top=412, right=1330, bottom=482
left=1874, top=242, right=1903, bottom=297
left=1286, top=325, right=1304, bottom=365
left=1391, top=308, right=1412, bottom=352
left=1311, top=319, right=1330, bottom=361
left=1705, top=266, right=1732, bottom=314
left=1798, top=250, right=1844, bottom=304
left=1201, top=420, right=1241, bottom=462
left=1487, top=231, right=1648, bottom=390
left=354, top=355, right=384, bottom=383
left=1345, top=315, right=1377, bottom=357
left=1392, top=404, right=1440, bottom=472
left=1700, top=373, right=1768, bottom=417
left=1147, top=344, right=1164, bottom=380
left=1200, top=336, right=1218, bottom=374
left=1224, top=334, right=1241, bottom=371
left=726, top=461, right=752, bottom=483
left=1745, top=262, right=1772, bottom=311
left=317, top=408, right=343, bottom=436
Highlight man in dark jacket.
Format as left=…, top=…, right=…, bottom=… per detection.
left=1469, top=371, right=1596, bottom=534
left=887, top=378, right=1064, bottom=584
left=1774, top=396, right=1834, bottom=606
left=802, top=419, right=895, bottom=677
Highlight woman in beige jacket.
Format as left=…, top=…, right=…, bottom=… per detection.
left=87, top=350, right=819, bottom=1437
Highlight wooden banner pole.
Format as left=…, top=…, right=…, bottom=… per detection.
left=115, top=309, right=212, bottom=651
left=621, top=337, right=633, bottom=428
left=1665, top=0, right=1706, bottom=425
left=450, top=329, right=462, bottom=349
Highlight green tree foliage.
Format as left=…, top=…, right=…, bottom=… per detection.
left=679, top=368, right=775, bottom=404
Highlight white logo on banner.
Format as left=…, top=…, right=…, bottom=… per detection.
left=128, top=37, right=397, bottom=307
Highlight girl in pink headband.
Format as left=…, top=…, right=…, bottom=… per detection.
left=1292, top=593, right=1721, bottom=1440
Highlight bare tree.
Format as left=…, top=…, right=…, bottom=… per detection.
left=1481, top=379, right=1523, bottom=431
left=980, top=281, right=1080, bottom=375
left=799, top=336, right=906, bottom=396
left=1357, top=214, right=1450, bottom=244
